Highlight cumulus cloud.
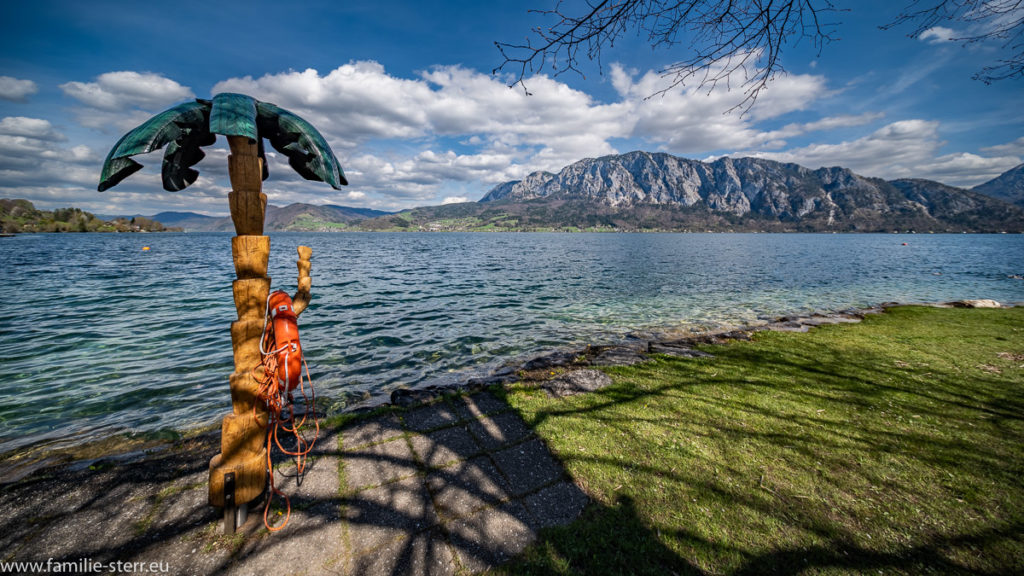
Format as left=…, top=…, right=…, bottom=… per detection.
left=0, top=116, right=100, bottom=188
left=981, top=136, right=1024, bottom=157
left=740, top=120, right=944, bottom=177
left=738, top=119, right=1020, bottom=186
left=792, top=112, right=886, bottom=133
left=16, top=61, right=1012, bottom=213
left=213, top=62, right=628, bottom=171
left=61, top=71, right=194, bottom=111
left=919, top=26, right=956, bottom=43
left=610, top=64, right=829, bottom=153
left=0, top=117, right=65, bottom=141
left=0, top=76, right=39, bottom=102
left=59, top=72, right=194, bottom=133
left=442, top=196, right=469, bottom=204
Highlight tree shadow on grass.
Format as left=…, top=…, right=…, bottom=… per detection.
left=4, top=310, right=1021, bottom=575
left=500, top=327, right=1024, bottom=575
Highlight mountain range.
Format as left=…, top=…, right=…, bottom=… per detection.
left=140, top=153, right=1024, bottom=233
left=153, top=203, right=392, bottom=232
left=360, top=153, right=1024, bottom=232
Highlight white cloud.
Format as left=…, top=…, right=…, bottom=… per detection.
left=60, top=71, right=194, bottom=112
left=611, top=64, right=829, bottom=153
left=0, top=76, right=39, bottom=102
left=9, top=61, right=1014, bottom=214
left=920, top=26, right=956, bottom=43
left=213, top=63, right=628, bottom=172
left=981, top=137, right=1024, bottom=157
left=59, top=72, right=195, bottom=133
left=738, top=119, right=1021, bottom=186
left=915, top=152, right=1022, bottom=185
left=741, top=120, right=945, bottom=177
left=0, top=117, right=65, bottom=141
left=442, top=196, right=469, bottom=204
left=792, top=112, right=886, bottom=133
left=0, top=116, right=99, bottom=187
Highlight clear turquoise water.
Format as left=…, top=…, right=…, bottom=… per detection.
left=1, top=232, right=1022, bottom=454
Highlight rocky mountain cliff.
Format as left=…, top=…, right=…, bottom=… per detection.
left=973, top=163, right=1024, bottom=208
left=478, top=152, right=1024, bottom=232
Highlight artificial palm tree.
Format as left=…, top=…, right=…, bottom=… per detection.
left=99, top=92, right=347, bottom=532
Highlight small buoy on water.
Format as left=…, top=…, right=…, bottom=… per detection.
left=142, top=246, right=151, bottom=251
left=902, top=242, right=908, bottom=246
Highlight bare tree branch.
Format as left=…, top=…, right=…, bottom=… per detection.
left=494, top=1, right=841, bottom=111
left=495, top=0, right=1022, bottom=110
left=882, top=0, right=1024, bottom=82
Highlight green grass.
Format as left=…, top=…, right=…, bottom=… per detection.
left=502, top=306, right=1024, bottom=575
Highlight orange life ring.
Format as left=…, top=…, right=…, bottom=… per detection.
left=268, top=290, right=302, bottom=392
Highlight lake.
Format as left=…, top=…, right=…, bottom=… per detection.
left=1, top=232, right=1022, bottom=455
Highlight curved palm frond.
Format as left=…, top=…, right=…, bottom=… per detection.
left=210, top=92, right=258, bottom=140
left=98, top=93, right=347, bottom=192
left=257, top=102, right=348, bottom=189
left=208, top=93, right=269, bottom=181
left=98, top=101, right=212, bottom=192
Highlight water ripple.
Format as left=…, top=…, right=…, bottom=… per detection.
left=2, top=232, right=1023, bottom=454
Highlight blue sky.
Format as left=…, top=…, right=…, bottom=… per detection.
left=1, top=0, right=1021, bottom=216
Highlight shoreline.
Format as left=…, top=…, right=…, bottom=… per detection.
left=0, top=298, right=1013, bottom=484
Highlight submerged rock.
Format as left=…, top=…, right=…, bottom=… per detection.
left=948, top=299, right=1001, bottom=308
left=390, top=388, right=438, bottom=407
left=591, top=346, right=647, bottom=366
left=522, top=350, right=580, bottom=370
left=648, top=343, right=714, bottom=359
left=762, top=321, right=811, bottom=333
left=467, top=373, right=519, bottom=387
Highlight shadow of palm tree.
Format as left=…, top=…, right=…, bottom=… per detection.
left=498, top=325, right=1024, bottom=575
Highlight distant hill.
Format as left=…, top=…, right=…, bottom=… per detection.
left=973, top=163, right=1024, bottom=209
left=377, top=152, right=1021, bottom=233
left=1, top=199, right=178, bottom=233
left=151, top=211, right=221, bottom=231
left=150, top=203, right=393, bottom=232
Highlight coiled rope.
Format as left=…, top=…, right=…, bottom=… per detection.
left=252, top=293, right=319, bottom=532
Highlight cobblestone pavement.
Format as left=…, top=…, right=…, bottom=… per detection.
left=0, top=391, right=588, bottom=576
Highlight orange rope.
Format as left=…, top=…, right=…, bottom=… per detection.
left=253, top=322, right=319, bottom=532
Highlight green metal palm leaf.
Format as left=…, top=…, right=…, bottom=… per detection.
left=98, top=93, right=347, bottom=192
left=98, top=101, right=212, bottom=192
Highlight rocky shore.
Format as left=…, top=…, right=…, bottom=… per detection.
left=388, top=299, right=1008, bottom=409
left=0, top=299, right=1009, bottom=484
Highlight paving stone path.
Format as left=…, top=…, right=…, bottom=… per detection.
left=0, top=391, right=588, bottom=575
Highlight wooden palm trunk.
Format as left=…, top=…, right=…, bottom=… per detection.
left=208, top=135, right=270, bottom=519
left=207, top=136, right=312, bottom=527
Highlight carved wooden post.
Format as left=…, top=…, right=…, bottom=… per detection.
left=96, top=93, right=338, bottom=534
left=208, top=136, right=271, bottom=528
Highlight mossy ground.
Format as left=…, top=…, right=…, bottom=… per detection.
left=501, top=306, right=1024, bottom=575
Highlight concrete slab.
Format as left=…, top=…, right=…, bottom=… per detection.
left=230, top=499, right=346, bottom=575
left=342, top=414, right=404, bottom=450
left=425, top=456, right=511, bottom=521
left=408, top=425, right=484, bottom=470
left=467, top=411, right=534, bottom=451
left=444, top=500, right=535, bottom=574
left=491, top=439, right=565, bottom=497
left=2, top=392, right=591, bottom=575
left=451, top=391, right=509, bottom=422
left=342, top=438, right=417, bottom=493
left=347, top=530, right=455, bottom=576
left=343, top=475, right=437, bottom=555
left=401, top=403, right=459, bottom=433
left=521, top=481, right=589, bottom=529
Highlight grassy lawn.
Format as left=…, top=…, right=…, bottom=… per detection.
left=501, top=306, right=1024, bottom=575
